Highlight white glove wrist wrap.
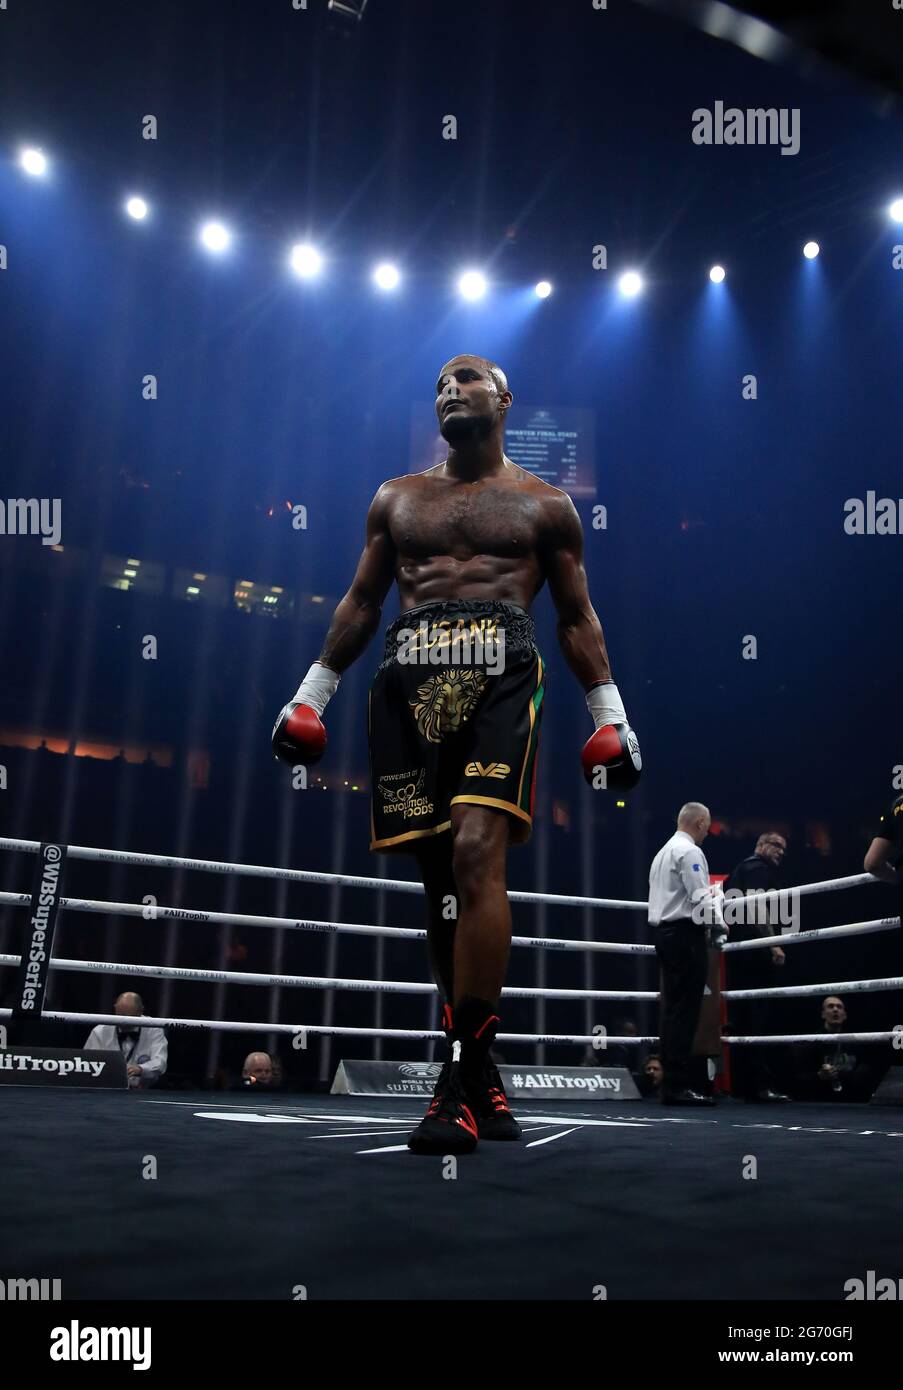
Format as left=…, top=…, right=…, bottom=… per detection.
left=586, top=681, right=628, bottom=731
left=292, top=662, right=341, bottom=717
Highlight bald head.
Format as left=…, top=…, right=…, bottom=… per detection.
left=115, top=992, right=143, bottom=1017
left=242, top=1051, right=273, bottom=1083
left=435, top=355, right=512, bottom=445
left=677, top=802, right=711, bottom=845
left=440, top=355, right=508, bottom=396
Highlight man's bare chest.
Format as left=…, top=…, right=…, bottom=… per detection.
left=390, top=486, right=545, bottom=558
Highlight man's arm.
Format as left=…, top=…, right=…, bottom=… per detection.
left=677, top=846, right=725, bottom=930
left=541, top=491, right=613, bottom=688
left=318, top=483, right=398, bottom=674
left=138, top=1030, right=168, bottom=1085
left=864, top=836, right=901, bottom=885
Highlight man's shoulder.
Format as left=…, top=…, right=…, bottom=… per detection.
left=506, top=463, right=563, bottom=496
left=374, top=473, right=423, bottom=497
left=877, top=795, right=903, bottom=837
left=662, top=831, right=696, bottom=859
left=727, top=854, right=769, bottom=887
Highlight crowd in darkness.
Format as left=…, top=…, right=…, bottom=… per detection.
left=1, top=743, right=900, bottom=1097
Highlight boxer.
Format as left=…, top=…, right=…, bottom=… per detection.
left=273, top=355, right=641, bottom=1153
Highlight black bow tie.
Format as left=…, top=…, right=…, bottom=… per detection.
left=118, top=1027, right=140, bottom=1041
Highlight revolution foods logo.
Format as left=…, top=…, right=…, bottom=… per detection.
left=378, top=769, right=434, bottom=820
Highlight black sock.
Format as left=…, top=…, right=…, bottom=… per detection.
left=452, top=995, right=500, bottom=1074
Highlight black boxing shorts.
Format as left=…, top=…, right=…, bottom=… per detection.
left=368, top=599, right=546, bottom=853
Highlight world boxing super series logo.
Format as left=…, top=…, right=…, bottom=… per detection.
left=378, top=769, right=434, bottom=820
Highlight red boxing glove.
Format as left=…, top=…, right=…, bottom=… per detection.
left=272, top=701, right=327, bottom=766
left=581, top=724, right=642, bottom=791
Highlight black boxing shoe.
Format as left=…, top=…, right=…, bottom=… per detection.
left=661, top=1087, right=716, bottom=1107
left=407, top=1043, right=479, bottom=1156
left=466, top=1058, right=522, bottom=1141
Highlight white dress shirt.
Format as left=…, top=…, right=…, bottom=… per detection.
left=648, top=829, right=725, bottom=928
left=84, top=1024, right=168, bottom=1088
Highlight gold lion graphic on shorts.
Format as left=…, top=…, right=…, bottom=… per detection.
left=409, top=669, right=489, bottom=744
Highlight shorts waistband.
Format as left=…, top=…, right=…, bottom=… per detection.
left=381, top=599, right=535, bottom=667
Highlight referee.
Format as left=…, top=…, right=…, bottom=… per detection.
left=648, top=802, right=724, bottom=1106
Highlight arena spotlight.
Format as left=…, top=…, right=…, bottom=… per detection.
left=535, top=280, right=553, bottom=298
left=372, top=262, right=401, bottom=290
left=125, top=196, right=149, bottom=221
left=802, top=241, right=820, bottom=259
left=617, top=270, right=644, bottom=297
left=199, top=221, right=231, bottom=253
left=888, top=198, right=903, bottom=224
left=709, top=264, right=726, bottom=283
left=328, top=0, right=369, bottom=18
left=458, top=270, right=488, bottom=301
left=19, top=147, right=48, bottom=177
left=289, top=243, right=323, bottom=278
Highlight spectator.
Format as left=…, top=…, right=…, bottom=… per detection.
left=724, top=833, right=790, bottom=1102
left=792, top=997, right=885, bottom=1102
left=240, top=1051, right=275, bottom=1089
left=637, top=1054, right=664, bottom=1099
left=84, top=991, right=167, bottom=1090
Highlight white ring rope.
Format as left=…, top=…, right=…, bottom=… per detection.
left=0, top=1005, right=892, bottom=1050
left=0, top=837, right=647, bottom=911
left=723, top=1032, right=896, bottom=1046
left=0, top=887, right=894, bottom=959
left=0, top=837, right=894, bottom=1054
left=0, top=836, right=882, bottom=909
left=3, top=947, right=899, bottom=1005
left=0, top=890, right=656, bottom=955
left=0, top=953, right=659, bottom=1002
left=723, top=917, right=900, bottom=949
left=724, top=977, right=903, bottom=1000
left=0, top=1007, right=655, bottom=1046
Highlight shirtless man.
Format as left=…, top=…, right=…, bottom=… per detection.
left=273, top=355, right=642, bottom=1154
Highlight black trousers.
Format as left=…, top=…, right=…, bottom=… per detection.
left=655, top=920, right=709, bottom=1093
left=727, top=940, right=782, bottom=1097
